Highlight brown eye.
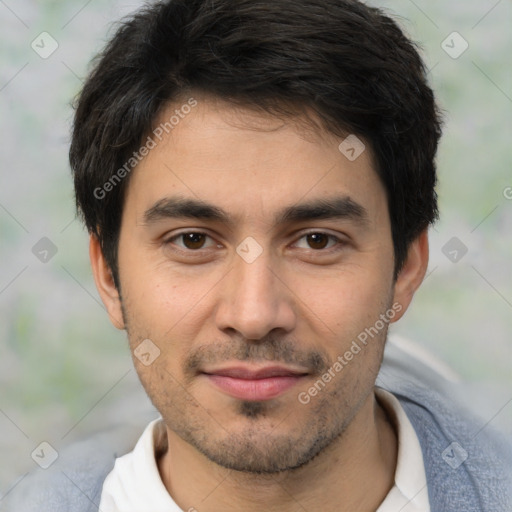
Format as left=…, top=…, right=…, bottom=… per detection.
left=306, top=233, right=330, bottom=250
left=181, top=232, right=207, bottom=249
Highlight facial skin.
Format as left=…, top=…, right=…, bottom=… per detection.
left=91, top=96, right=429, bottom=512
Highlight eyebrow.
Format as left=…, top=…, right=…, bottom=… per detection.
left=142, top=195, right=369, bottom=228
left=275, top=196, right=368, bottom=226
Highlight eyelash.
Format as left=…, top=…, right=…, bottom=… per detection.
left=163, top=230, right=346, bottom=254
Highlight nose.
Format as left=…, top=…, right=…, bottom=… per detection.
left=214, top=246, right=297, bottom=341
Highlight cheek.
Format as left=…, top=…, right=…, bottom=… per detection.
left=120, top=266, right=226, bottom=383
left=119, top=253, right=205, bottom=333
left=290, top=265, right=393, bottom=343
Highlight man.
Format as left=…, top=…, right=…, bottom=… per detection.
left=5, top=0, right=511, bottom=511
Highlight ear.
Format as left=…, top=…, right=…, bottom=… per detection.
left=390, top=229, right=429, bottom=323
left=89, top=234, right=125, bottom=330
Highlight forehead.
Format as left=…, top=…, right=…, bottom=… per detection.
left=123, top=97, right=387, bottom=228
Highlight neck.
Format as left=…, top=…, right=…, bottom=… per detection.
left=158, top=389, right=397, bottom=512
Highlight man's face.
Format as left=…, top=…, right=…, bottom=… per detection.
left=114, top=97, right=400, bottom=473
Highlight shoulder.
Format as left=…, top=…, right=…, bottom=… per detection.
left=1, top=421, right=151, bottom=512
left=378, top=336, right=512, bottom=512
left=392, top=383, right=511, bottom=511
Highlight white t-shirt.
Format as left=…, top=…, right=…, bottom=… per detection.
left=99, top=389, right=430, bottom=512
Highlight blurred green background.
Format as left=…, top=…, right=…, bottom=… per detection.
left=1, top=0, right=511, bottom=497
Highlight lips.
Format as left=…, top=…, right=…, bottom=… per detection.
left=202, top=365, right=308, bottom=401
